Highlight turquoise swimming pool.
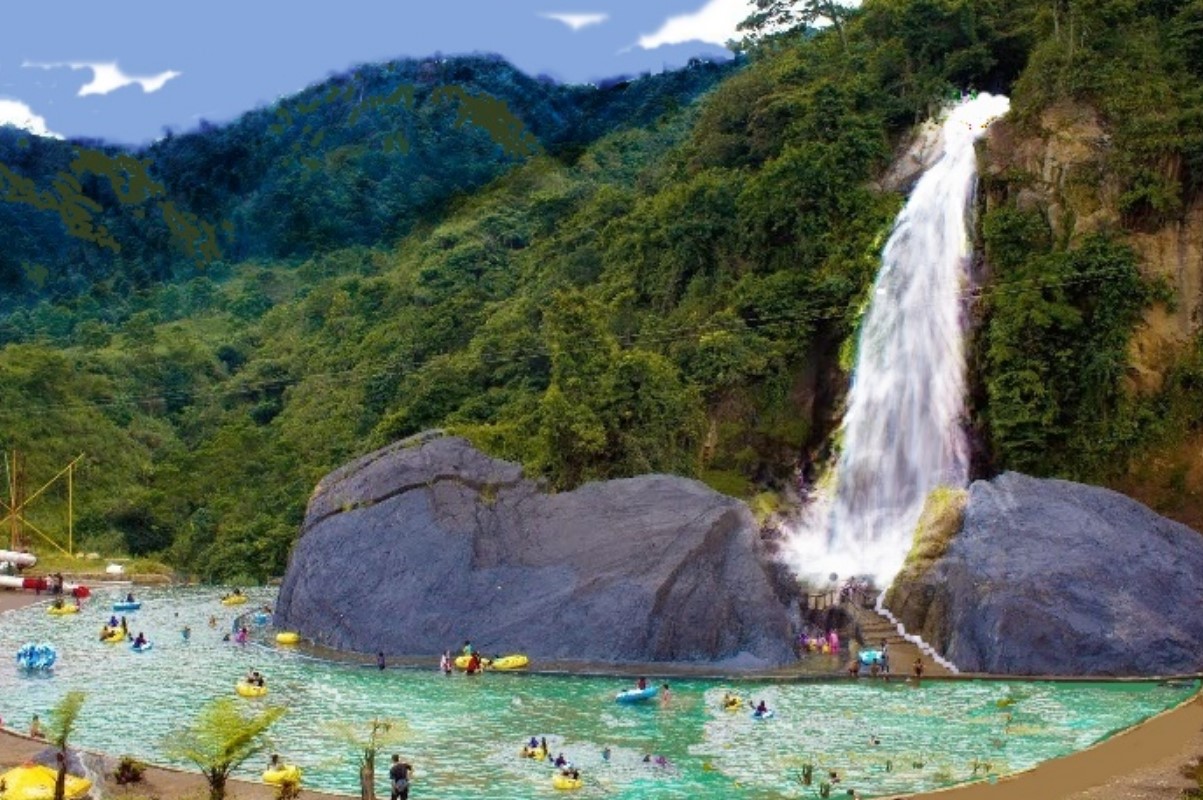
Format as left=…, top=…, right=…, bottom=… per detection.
left=1, top=586, right=1195, bottom=799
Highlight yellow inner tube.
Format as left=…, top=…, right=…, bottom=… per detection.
left=263, top=765, right=302, bottom=785
left=236, top=681, right=268, bottom=698
left=221, top=595, right=248, bottom=605
left=552, top=774, right=582, bottom=790
left=520, top=746, right=547, bottom=761
left=0, top=764, right=92, bottom=800
left=723, top=698, right=743, bottom=711
left=275, top=632, right=300, bottom=645
left=47, top=605, right=79, bottom=616
left=101, top=629, right=126, bottom=643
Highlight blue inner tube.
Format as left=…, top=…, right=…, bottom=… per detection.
left=130, top=642, right=153, bottom=653
left=113, top=601, right=142, bottom=611
left=615, top=686, right=658, bottom=704
left=859, top=649, right=884, bottom=666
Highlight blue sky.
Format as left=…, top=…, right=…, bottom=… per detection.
left=0, top=0, right=756, bottom=146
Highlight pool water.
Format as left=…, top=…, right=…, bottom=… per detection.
left=1, top=587, right=1195, bottom=799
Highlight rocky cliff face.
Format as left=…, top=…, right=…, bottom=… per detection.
left=884, top=472, right=1203, bottom=676
left=275, top=432, right=797, bottom=666
left=983, top=101, right=1203, bottom=391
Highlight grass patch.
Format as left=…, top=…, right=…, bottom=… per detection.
left=699, top=468, right=752, bottom=498
left=25, top=550, right=174, bottom=576
left=900, top=486, right=968, bottom=574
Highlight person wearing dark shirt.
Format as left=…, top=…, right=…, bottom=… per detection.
left=388, top=754, right=413, bottom=800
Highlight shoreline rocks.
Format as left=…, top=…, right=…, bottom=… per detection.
left=886, top=472, right=1203, bottom=676
left=275, top=433, right=797, bottom=667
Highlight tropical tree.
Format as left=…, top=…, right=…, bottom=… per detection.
left=738, top=0, right=852, bottom=48
left=47, top=691, right=85, bottom=800
left=331, top=718, right=409, bottom=800
left=163, top=698, right=286, bottom=800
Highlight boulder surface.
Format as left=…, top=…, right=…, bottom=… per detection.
left=275, top=433, right=795, bottom=666
left=885, top=471, right=1203, bottom=676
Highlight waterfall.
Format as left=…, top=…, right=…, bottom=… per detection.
left=785, top=93, right=1010, bottom=588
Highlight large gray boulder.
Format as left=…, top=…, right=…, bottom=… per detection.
left=885, top=472, right=1203, bottom=676
left=275, top=433, right=795, bottom=666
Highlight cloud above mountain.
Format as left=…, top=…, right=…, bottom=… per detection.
left=540, top=11, right=609, bottom=31
left=0, top=98, right=62, bottom=137
left=23, top=61, right=181, bottom=96
left=636, top=0, right=746, bottom=49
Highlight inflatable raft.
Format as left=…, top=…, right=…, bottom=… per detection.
left=615, top=686, right=658, bottom=704
left=263, top=764, right=302, bottom=785
left=0, top=764, right=91, bottom=800
left=221, top=595, right=248, bottom=606
left=236, top=681, right=268, bottom=698
left=490, top=654, right=529, bottom=671
left=47, top=605, right=79, bottom=616
left=15, top=643, right=56, bottom=671
left=552, top=773, right=582, bottom=790
left=275, top=632, right=300, bottom=645
left=112, top=601, right=142, bottom=611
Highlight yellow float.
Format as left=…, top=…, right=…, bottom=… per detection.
left=262, top=764, right=302, bottom=785
left=47, top=605, right=79, bottom=616
left=552, top=773, right=582, bottom=790
left=101, top=628, right=126, bottom=644
left=221, top=594, right=248, bottom=606
left=454, top=654, right=491, bottom=670
left=0, top=763, right=92, bottom=800
left=236, top=681, right=268, bottom=698
left=489, top=654, right=529, bottom=671
left=519, top=746, right=547, bottom=761
left=275, top=632, right=300, bottom=645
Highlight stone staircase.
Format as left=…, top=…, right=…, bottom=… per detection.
left=849, top=603, right=953, bottom=678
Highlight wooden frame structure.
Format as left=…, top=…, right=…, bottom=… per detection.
left=1, top=450, right=84, bottom=556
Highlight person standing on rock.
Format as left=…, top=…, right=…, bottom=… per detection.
left=377, top=651, right=386, bottom=671
left=439, top=651, right=452, bottom=674
left=912, top=658, right=924, bottom=686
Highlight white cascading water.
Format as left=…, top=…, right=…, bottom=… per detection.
left=785, top=93, right=1010, bottom=588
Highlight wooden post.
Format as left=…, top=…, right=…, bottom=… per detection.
left=67, top=462, right=73, bottom=557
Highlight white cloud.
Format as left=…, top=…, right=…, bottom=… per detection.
left=540, top=11, right=608, bottom=31
left=23, top=61, right=181, bottom=96
left=0, top=98, right=62, bottom=138
left=635, top=0, right=749, bottom=49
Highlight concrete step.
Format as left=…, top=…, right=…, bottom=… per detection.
left=848, top=605, right=952, bottom=678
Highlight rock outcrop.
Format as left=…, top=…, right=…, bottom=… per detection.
left=885, top=472, right=1203, bottom=676
left=275, top=433, right=796, bottom=666
left=983, top=102, right=1203, bottom=391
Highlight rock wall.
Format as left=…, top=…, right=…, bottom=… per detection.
left=275, top=433, right=796, bottom=666
left=885, top=472, right=1203, bottom=676
left=983, top=101, right=1203, bottom=392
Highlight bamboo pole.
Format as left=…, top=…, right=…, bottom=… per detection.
left=68, top=462, right=73, bottom=556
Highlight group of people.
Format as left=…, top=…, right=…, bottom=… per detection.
left=798, top=627, right=841, bottom=655
left=520, top=736, right=580, bottom=782
left=100, top=615, right=130, bottom=641
left=454, top=641, right=484, bottom=674
left=244, top=669, right=266, bottom=688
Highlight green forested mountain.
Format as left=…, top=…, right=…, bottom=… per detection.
left=2, top=0, right=1201, bottom=581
